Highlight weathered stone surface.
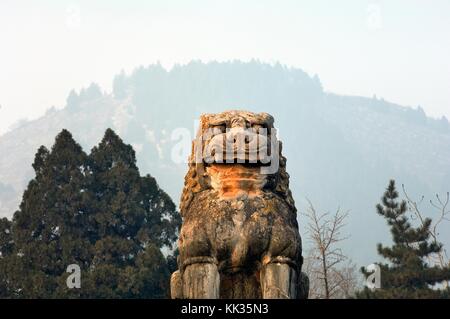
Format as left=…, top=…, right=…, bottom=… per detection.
left=170, top=270, right=183, bottom=299
left=261, top=263, right=297, bottom=298
left=171, top=110, right=308, bottom=299
left=183, top=263, right=220, bottom=299
left=298, top=271, right=310, bottom=299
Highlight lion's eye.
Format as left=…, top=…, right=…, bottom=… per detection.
left=212, top=125, right=226, bottom=134
left=252, top=124, right=266, bottom=134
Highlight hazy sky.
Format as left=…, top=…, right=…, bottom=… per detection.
left=1, top=0, right=449, bottom=134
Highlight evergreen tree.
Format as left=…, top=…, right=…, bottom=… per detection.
left=0, top=218, right=13, bottom=258
left=7, top=130, right=92, bottom=298
left=66, top=89, right=80, bottom=111
left=0, top=218, right=13, bottom=297
left=357, top=180, right=450, bottom=298
left=1, top=129, right=180, bottom=298
left=84, top=128, right=180, bottom=298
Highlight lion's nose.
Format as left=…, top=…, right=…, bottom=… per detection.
left=231, top=117, right=247, bottom=128
left=227, top=129, right=254, bottom=146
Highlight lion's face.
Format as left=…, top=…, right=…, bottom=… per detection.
left=198, top=110, right=275, bottom=166
left=197, top=111, right=277, bottom=198
left=181, top=110, right=294, bottom=213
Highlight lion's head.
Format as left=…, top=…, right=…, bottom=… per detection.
left=180, top=110, right=295, bottom=214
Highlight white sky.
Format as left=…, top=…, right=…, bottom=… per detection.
left=1, top=0, right=449, bottom=135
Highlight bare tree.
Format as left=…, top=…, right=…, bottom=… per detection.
left=402, top=185, right=450, bottom=287
left=303, top=200, right=359, bottom=299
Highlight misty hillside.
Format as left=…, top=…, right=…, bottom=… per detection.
left=0, top=60, right=449, bottom=267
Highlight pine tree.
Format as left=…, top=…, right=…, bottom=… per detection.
left=357, top=180, right=450, bottom=298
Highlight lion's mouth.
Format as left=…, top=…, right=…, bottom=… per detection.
left=206, top=163, right=267, bottom=199
left=203, top=160, right=272, bottom=167
left=202, top=130, right=273, bottom=166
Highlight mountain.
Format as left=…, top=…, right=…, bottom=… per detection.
left=0, top=60, right=449, bottom=267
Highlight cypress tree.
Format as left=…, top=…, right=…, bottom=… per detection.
left=0, top=217, right=13, bottom=297
left=357, top=180, right=450, bottom=298
left=84, top=128, right=180, bottom=298
left=9, top=130, right=91, bottom=298
left=1, top=129, right=180, bottom=298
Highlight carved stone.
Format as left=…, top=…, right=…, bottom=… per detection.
left=170, top=110, right=308, bottom=299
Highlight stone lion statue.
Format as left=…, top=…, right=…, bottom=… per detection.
left=171, top=110, right=308, bottom=299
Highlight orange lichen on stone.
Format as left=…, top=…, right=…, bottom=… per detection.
left=206, top=164, right=267, bottom=198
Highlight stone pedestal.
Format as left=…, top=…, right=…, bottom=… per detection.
left=261, top=263, right=298, bottom=299
left=182, top=263, right=220, bottom=299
